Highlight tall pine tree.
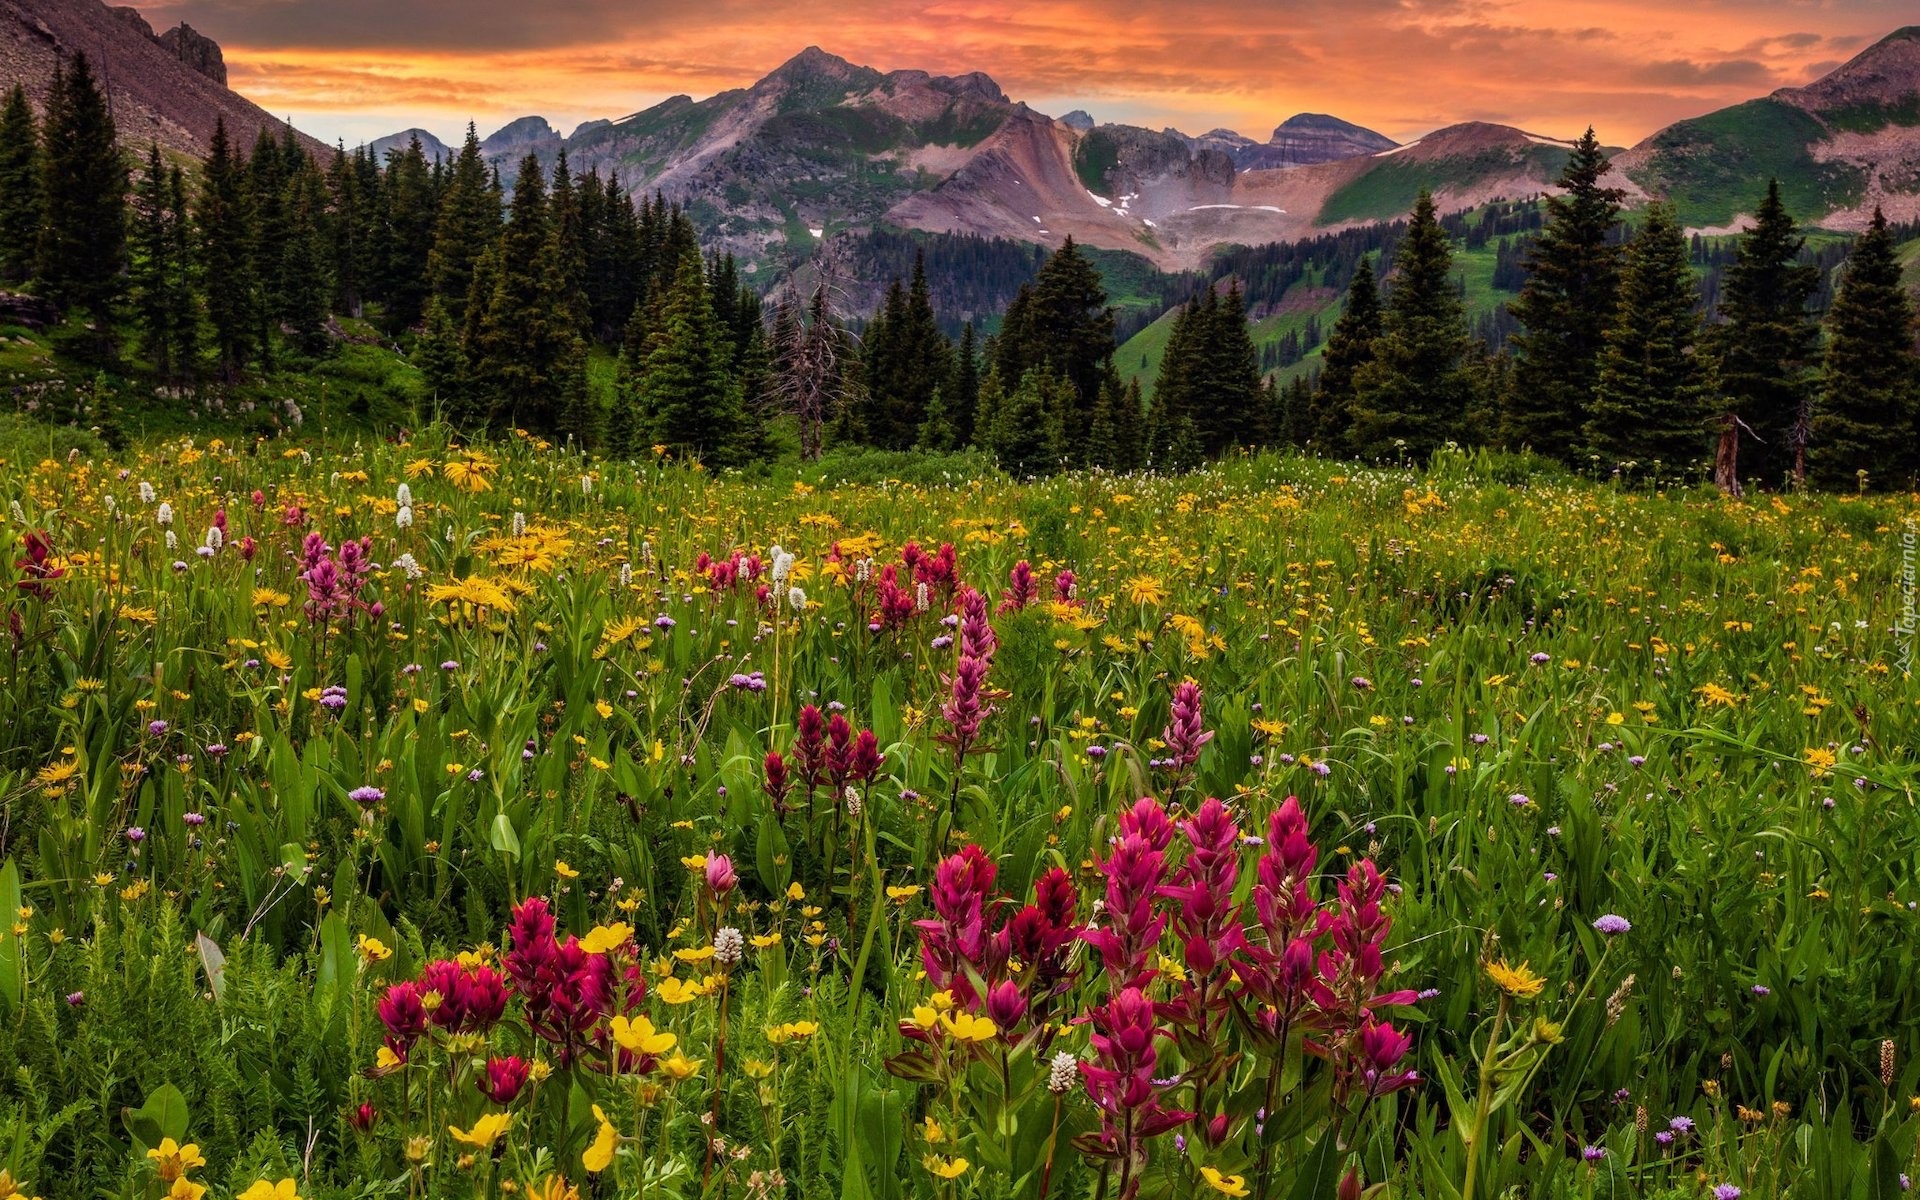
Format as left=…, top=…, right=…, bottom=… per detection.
left=38, top=55, right=127, bottom=347
left=1808, top=209, right=1920, bottom=490
left=1586, top=204, right=1710, bottom=473
left=1713, top=179, right=1820, bottom=489
left=636, top=252, right=745, bottom=464
left=1311, top=256, right=1381, bottom=455
left=195, top=118, right=257, bottom=380
left=1502, top=128, right=1624, bottom=460
left=1350, top=190, right=1473, bottom=460
left=129, top=144, right=195, bottom=381
left=0, top=84, right=41, bottom=285
left=428, top=124, right=500, bottom=325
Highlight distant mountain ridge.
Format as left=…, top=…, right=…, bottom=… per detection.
left=1619, top=25, right=1920, bottom=228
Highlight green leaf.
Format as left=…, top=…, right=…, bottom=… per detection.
left=491, top=812, right=522, bottom=859
left=122, top=1083, right=190, bottom=1152
left=756, top=813, right=791, bottom=895
left=1287, top=1132, right=1345, bottom=1200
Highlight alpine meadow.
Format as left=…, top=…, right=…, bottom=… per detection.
left=0, top=4, right=1919, bottom=1200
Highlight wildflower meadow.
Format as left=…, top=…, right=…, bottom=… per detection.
left=0, top=434, right=1916, bottom=1200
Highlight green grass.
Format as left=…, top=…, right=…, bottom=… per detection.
left=1625, top=99, right=1868, bottom=228
left=1319, top=145, right=1569, bottom=226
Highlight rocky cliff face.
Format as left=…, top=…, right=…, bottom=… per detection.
left=0, top=0, right=322, bottom=159
left=158, top=23, right=227, bottom=86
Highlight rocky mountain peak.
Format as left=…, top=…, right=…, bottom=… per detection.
left=157, top=22, right=226, bottom=86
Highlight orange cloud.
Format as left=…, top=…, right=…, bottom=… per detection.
left=135, top=0, right=1902, bottom=147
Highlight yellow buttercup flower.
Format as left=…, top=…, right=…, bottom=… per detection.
left=167, top=1181, right=206, bottom=1200
left=356, top=934, right=392, bottom=963
left=610, top=1014, right=677, bottom=1055
left=923, top=1155, right=970, bottom=1179
left=583, top=1105, right=619, bottom=1174
left=658, top=1052, right=703, bottom=1082
left=938, top=1012, right=1000, bottom=1043
left=449, top=1111, right=512, bottom=1148
left=236, top=1180, right=302, bottom=1200
left=1201, top=1166, right=1251, bottom=1196
left=580, top=923, right=633, bottom=954
left=886, top=885, right=923, bottom=903
left=1485, top=959, right=1546, bottom=1000
left=146, top=1139, right=206, bottom=1183
left=554, top=860, right=580, bottom=880
left=523, top=1176, right=582, bottom=1200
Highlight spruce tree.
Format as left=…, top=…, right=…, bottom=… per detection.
left=1148, top=295, right=1202, bottom=462
left=325, top=145, right=366, bottom=318
left=195, top=118, right=257, bottom=380
left=1311, top=257, right=1381, bottom=454
left=1713, top=180, right=1820, bottom=488
left=1586, top=204, right=1710, bottom=473
left=1808, top=209, right=1919, bottom=490
left=37, top=55, right=127, bottom=344
left=415, top=293, right=467, bottom=416
left=428, top=125, right=500, bottom=325
left=638, top=252, right=743, bottom=463
left=382, top=137, right=436, bottom=329
left=989, top=368, right=1063, bottom=477
left=280, top=161, right=333, bottom=353
left=1350, top=190, right=1474, bottom=460
left=554, top=335, right=599, bottom=450
left=1197, top=283, right=1263, bottom=453
left=1502, top=128, right=1625, bottom=459
left=996, top=238, right=1116, bottom=443
left=130, top=144, right=193, bottom=380
left=0, top=84, right=41, bottom=285
left=471, top=155, right=573, bottom=430
left=952, top=322, right=981, bottom=445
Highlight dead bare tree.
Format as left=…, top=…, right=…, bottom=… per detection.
left=768, top=253, right=858, bottom=460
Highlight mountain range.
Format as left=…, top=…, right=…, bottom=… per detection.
left=4, top=0, right=1918, bottom=274
left=371, top=29, right=1918, bottom=270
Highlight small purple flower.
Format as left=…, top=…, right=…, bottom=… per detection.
left=147, top=720, right=169, bottom=737
left=349, top=786, right=385, bottom=805
left=1530, top=652, right=1551, bottom=665
left=1627, top=755, right=1646, bottom=767
left=1751, top=984, right=1770, bottom=997
left=1654, top=1132, right=1674, bottom=1148
left=1593, top=914, right=1631, bottom=935
left=244, top=658, right=260, bottom=669
left=1713, top=1186, right=1741, bottom=1200
left=402, top=663, right=422, bottom=675
left=1613, top=1088, right=1631, bottom=1103
left=183, top=812, right=206, bottom=827
left=440, top=660, right=460, bottom=671
left=1582, top=1146, right=1606, bottom=1163
left=1508, top=792, right=1532, bottom=807
left=66, top=991, right=84, bottom=1007
left=1418, top=988, right=1441, bottom=1000
left=1311, top=761, right=1331, bottom=777
left=930, top=635, right=954, bottom=650
left=1669, top=1116, right=1695, bottom=1135
left=466, top=768, right=485, bottom=783
left=1086, top=745, right=1107, bottom=759
left=126, top=826, right=146, bottom=844
left=206, top=742, right=228, bottom=758
left=1470, top=733, right=1489, bottom=745
left=1350, top=676, right=1372, bottom=690
left=654, top=615, right=676, bottom=630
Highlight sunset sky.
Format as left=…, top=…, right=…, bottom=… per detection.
left=130, top=0, right=1910, bottom=149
